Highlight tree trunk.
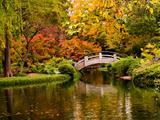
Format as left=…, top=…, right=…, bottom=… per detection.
left=2, top=0, right=12, bottom=77
left=3, top=25, right=12, bottom=77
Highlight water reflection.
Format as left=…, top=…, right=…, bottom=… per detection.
left=5, top=89, right=13, bottom=120
left=0, top=70, right=160, bottom=120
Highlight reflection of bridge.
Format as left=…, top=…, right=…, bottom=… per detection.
left=73, top=81, right=132, bottom=120
left=76, top=81, right=117, bottom=96
left=74, top=51, right=120, bottom=70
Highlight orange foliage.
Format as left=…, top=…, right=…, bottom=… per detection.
left=59, top=37, right=101, bottom=61
left=11, top=26, right=101, bottom=64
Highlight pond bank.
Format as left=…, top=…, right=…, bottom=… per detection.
left=0, top=74, right=71, bottom=88
left=100, top=56, right=160, bottom=91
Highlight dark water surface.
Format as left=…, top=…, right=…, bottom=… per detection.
left=0, top=70, right=160, bottom=120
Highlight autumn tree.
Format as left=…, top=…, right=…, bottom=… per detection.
left=58, top=37, right=101, bottom=61
left=124, top=0, right=160, bottom=55
left=0, top=0, right=15, bottom=77
left=64, top=0, right=127, bottom=51
left=0, top=0, right=69, bottom=76
left=13, top=0, right=69, bottom=67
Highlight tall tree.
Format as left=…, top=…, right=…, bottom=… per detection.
left=0, top=0, right=69, bottom=76
left=65, top=0, right=127, bottom=50
left=1, top=0, right=13, bottom=77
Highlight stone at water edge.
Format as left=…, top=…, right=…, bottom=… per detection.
left=119, top=76, right=132, bottom=80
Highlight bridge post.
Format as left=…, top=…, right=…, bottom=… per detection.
left=84, top=56, right=88, bottom=66
left=99, top=53, right=102, bottom=61
left=113, top=54, right=117, bottom=60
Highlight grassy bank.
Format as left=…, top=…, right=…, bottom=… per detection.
left=0, top=59, right=82, bottom=88
left=133, top=62, right=160, bottom=88
left=101, top=57, right=160, bottom=90
left=0, top=74, right=70, bottom=87
left=103, top=57, right=140, bottom=76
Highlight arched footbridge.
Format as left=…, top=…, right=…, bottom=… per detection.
left=74, top=51, right=121, bottom=70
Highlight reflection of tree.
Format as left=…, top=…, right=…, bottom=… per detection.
left=130, top=89, right=160, bottom=120
left=5, top=89, right=13, bottom=120
left=76, top=79, right=133, bottom=120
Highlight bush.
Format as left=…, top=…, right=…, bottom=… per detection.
left=111, top=57, right=140, bottom=76
left=58, top=63, right=81, bottom=81
left=133, top=63, right=160, bottom=87
left=30, top=57, right=73, bottom=74
left=31, top=63, right=45, bottom=73
left=58, top=64, right=75, bottom=76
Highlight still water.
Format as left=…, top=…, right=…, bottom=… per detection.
left=0, top=70, right=160, bottom=120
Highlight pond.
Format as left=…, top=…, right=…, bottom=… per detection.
left=0, top=70, right=160, bottom=120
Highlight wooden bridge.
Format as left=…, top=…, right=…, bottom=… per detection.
left=74, top=51, right=120, bottom=70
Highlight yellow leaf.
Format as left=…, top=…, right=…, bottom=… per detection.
left=128, top=4, right=132, bottom=11
left=149, top=8, right=153, bottom=14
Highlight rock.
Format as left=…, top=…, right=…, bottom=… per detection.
left=119, top=76, right=132, bottom=80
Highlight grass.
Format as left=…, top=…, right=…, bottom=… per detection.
left=0, top=74, right=71, bottom=87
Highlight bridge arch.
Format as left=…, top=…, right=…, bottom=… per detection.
left=74, top=51, right=120, bottom=70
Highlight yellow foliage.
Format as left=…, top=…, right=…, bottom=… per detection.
left=68, top=0, right=130, bottom=50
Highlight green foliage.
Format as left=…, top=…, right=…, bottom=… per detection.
left=14, top=72, right=27, bottom=77
left=31, top=63, right=45, bottom=73
left=128, top=59, right=141, bottom=74
left=0, top=74, right=70, bottom=87
left=111, top=57, right=140, bottom=76
left=133, top=63, right=160, bottom=88
left=126, top=0, right=160, bottom=35
left=21, top=0, right=69, bottom=38
left=141, top=43, right=160, bottom=61
left=58, top=64, right=75, bottom=76
left=127, top=16, right=158, bottom=35
left=150, top=36, right=160, bottom=48
left=58, top=63, right=80, bottom=81
left=31, top=57, right=73, bottom=74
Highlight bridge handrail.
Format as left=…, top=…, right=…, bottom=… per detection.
left=87, top=54, right=118, bottom=60
left=75, top=52, right=120, bottom=64
left=102, top=54, right=120, bottom=59
left=74, top=59, right=84, bottom=65
left=77, top=51, right=125, bottom=60
left=74, top=51, right=122, bottom=70
left=88, top=55, right=99, bottom=60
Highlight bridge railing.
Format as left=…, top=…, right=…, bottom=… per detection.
left=74, top=51, right=122, bottom=70
left=84, top=51, right=125, bottom=58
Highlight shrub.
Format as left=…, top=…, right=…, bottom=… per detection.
left=30, top=57, right=73, bottom=74
left=31, top=63, right=45, bottom=73
left=133, top=62, right=160, bottom=87
left=58, top=64, right=75, bottom=76
left=111, top=57, right=140, bottom=76
left=58, top=63, right=81, bottom=81
left=128, top=58, right=141, bottom=74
